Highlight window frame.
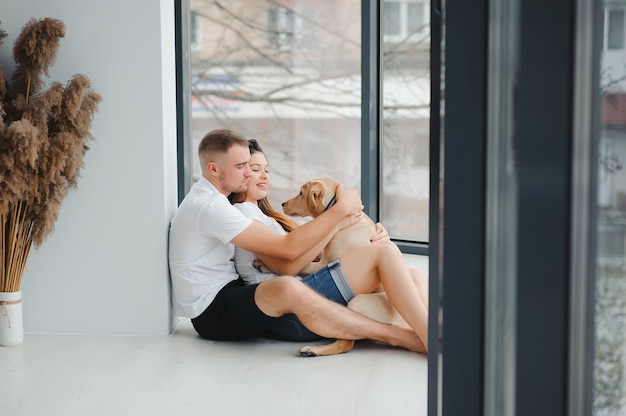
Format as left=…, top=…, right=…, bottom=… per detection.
left=176, top=0, right=193, bottom=203
left=190, top=11, right=203, bottom=52
left=605, top=7, right=626, bottom=51
left=267, top=5, right=295, bottom=51
left=382, top=0, right=430, bottom=43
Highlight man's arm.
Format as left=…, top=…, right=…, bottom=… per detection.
left=231, top=184, right=363, bottom=262
left=252, top=227, right=334, bottom=276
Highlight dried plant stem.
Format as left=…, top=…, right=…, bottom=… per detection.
left=1, top=201, right=33, bottom=292
left=25, top=75, right=31, bottom=105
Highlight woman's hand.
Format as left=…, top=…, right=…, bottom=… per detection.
left=370, top=222, right=391, bottom=244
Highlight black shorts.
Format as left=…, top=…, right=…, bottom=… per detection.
left=191, top=278, right=323, bottom=342
left=191, top=278, right=276, bottom=341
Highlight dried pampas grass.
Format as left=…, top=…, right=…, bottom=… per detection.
left=0, top=18, right=101, bottom=292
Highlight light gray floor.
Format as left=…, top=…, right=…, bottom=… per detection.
left=0, top=255, right=428, bottom=416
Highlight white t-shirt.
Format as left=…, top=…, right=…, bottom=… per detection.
left=168, top=177, right=253, bottom=318
left=233, top=202, right=286, bottom=285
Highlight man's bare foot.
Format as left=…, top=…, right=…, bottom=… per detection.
left=387, top=326, right=427, bottom=354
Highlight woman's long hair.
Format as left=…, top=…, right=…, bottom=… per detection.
left=229, top=139, right=299, bottom=233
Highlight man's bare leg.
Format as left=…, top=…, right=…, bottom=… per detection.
left=255, top=276, right=426, bottom=353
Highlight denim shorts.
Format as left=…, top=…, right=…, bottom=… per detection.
left=270, top=260, right=355, bottom=341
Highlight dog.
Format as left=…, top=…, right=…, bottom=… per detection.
left=280, top=178, right=410, bottom=356
left=281, top=177, right=377, bottom=275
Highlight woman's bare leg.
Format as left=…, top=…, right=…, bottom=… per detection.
left=338, top=242, right=429, bottom=350
left=410, top=267, right=429, bottom=310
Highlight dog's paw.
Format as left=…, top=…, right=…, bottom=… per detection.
left=298, top=346, right=319, bottom=357
left=253, top=258, right=273, bottom=273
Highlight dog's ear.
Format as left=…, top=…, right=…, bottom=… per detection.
left=307, top=181, right=326, bottom=214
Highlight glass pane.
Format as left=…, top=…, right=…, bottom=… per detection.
left=608, top=10, right=625, bottom=50
left=381, top=1, right=430, bottom=241
left=595, top=4, right=626, bottom=414
left=189, top=0, right=361, bottom=209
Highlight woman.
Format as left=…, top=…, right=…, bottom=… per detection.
left=229, top=139, right=429, bottom=351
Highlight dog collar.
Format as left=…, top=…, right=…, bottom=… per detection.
left=324, top=194, right=337, bottom=212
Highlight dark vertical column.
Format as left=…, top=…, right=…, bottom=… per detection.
left=175, top=0, right=192, bottom=203
left=439, top=0, right=488, bottom=415
left=515, top=1, right=575, bottom=415
left=427, top=0, right=442, bottom=413
left=361, top=0, right=381, bottom=220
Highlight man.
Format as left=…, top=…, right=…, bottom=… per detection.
left=168, top=128, right=422, bottom=352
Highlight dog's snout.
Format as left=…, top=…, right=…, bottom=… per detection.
left=282, top=202, right=286, bottom=207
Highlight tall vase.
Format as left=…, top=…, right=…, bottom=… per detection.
left=0, top=291, right=23, bottom=346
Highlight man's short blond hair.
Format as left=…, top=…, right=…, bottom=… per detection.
left=198, top=129, right=248, bottom=170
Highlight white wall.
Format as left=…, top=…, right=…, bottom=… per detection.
left=2, top=0, right=178, bottom=335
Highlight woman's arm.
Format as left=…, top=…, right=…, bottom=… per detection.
left=370, top=222, right=391, bottom=243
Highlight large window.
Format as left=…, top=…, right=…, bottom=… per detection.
left=185, top=0, right=430, bottom=246
left=594, top=3, right=626, bottom=415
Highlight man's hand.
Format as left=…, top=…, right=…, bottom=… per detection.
left=370, top=222, right=391, bottom=244
left=333, top=183, right=364, bottom=230
left=336, top=210, right=364, bottom=230
left=335, top=183, right=364, bottom=215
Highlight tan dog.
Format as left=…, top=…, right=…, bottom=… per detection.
left=282, top=177, right=377, bottom=275
left=282, top=178, right=409, bottom=356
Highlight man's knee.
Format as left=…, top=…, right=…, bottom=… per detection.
left=256, top=276, right=310, bottom=315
